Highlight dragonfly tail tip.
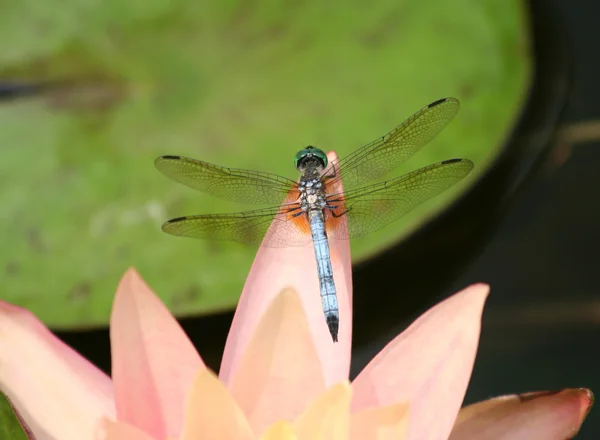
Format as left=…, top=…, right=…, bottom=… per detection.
left=326, top=314, right=339, bottom=343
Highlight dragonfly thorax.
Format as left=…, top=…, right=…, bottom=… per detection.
left=298, top=176, right=327, bottom=212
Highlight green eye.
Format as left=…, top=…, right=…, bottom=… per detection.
left=311, top=148, right=328, bottom=167
left=294, top=147, right=328, bottom=170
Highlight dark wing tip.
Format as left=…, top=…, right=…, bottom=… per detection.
left=441, top=158, right=464, bottom=164
left=428, top=98, right=447, bottom=108
left=428, top=97, right=459, bottom=108
left=164, top=216, right=188, bottom=224
left=155, top=155, right=182, bottom=169
left=441, top=158, right=475, bottom=176
left=161, top=217, right=194, bottom=237
left=161, top=217, right=188, bottom=232
left=165, top=217, right=187, bottom=225
left=442, top=158, right=475, bottom=172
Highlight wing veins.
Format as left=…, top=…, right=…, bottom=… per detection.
left=324, top=98, right=460, bottom=190
left=326, top=159, right=474, bottom=239
left=161, top=203, right=308, bottom=247
left=155, top=155, right=297, bottom=205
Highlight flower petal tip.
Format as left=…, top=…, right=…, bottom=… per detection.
left=461, top=283, right=490, bottom=300
left=182, top=367, right=254, bottom=440
left=534, top=388, right=594, bottom=437
left=110, top=265, right=204, bottom=437
left=112, top=268, right=162, bottom=317
left=260, top=421, right=297, bottom=440
left=519, top=388, right=594, bottom=425
left=117, top=268, right=145, bottom=292
left=452, top=388, right=594, bottom=440
left=576, top=388, right=594, bottom=428
left=278, top=288, right=300, bottom=300
left=124, top=266, right=141, bottom=277
left=449, top=283, right=490, bottom=317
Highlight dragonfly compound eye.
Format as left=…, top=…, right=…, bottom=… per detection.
left=294, top=146, right=328, bottom=171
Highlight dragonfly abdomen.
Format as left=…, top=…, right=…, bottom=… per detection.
left=308, top=209, right=339, bottom=342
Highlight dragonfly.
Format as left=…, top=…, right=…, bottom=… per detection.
left=155, top=97, right=474, bottom=343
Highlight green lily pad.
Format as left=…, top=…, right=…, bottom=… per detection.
left=0, top=393, right=27, bottom=440
left=0, top=0, right=529, bottom=328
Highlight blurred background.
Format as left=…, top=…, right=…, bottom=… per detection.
left=0, top=0, right=598, bottom=437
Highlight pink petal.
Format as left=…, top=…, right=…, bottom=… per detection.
left=103, top=420, right=156, bottom=440
left=449, top=389, right=594, bottom=440
left=181, top=368, right=254, bottom=440
left=350, top=403, right=409, bottom=440
left=0, top=302, right=114, bottom=440
left=293, top=382, right=351, bottom=440
left=351, top=284, right=489, bottom=440
left=221, top=151, right=353, bottom=389
left=110, top=268, right=204, bottom=439
left=228, top=289, right=326, bottom=434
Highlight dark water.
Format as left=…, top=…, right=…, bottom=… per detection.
left=461, top=0, right=600, bottom=436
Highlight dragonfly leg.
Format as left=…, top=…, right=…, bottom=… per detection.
left=323, top=163, right=340, bottom=180
left=326, top=202, right=351, bottom=218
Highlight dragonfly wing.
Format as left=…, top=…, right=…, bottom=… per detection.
left=326, top=158, right=474, bottom=240
left=324, top=98, right=460, bottom=191
left=162, top=204, right=312, bottom=248
left=155, top=155, right=298, bottom=204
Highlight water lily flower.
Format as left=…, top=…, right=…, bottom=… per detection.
left=0, top=153, right=592, bottom=439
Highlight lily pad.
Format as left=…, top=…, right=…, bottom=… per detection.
left=0, top=0, right=529, bottom=327
left=0, top=393, right=27, bottom=440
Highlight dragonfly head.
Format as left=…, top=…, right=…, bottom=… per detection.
left=294, top=146, right=328, bottom=172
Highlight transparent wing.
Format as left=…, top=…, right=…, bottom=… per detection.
left=155, top=155, right=298, bottom=205
left=161, top=203, right=312, bottom=248
left=324, top=98, right=460, bottom=191
left=325, top=158, right=473, bottom=239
